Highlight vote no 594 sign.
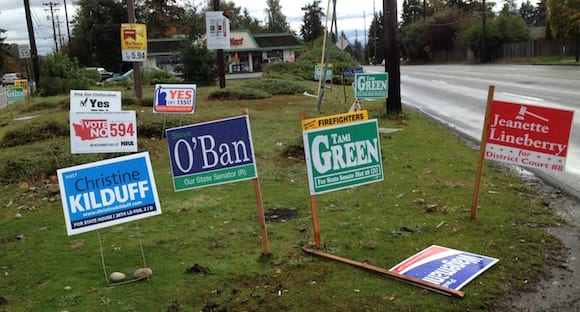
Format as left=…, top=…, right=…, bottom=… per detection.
left=70, top=111, right=137, bottom=154
left=57, top=152, right=161, bottom=236
left=166, top=115, right=258, bottom=191
left=303, top=119, right=383, bottom=195
left=485, top=101, right=574, bottom=172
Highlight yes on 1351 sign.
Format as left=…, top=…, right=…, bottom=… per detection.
left=485, top=101, right=574, bottom=172
left=166, top=115, right=258, bottom=191
left=153, top=84, right=196, bottom=113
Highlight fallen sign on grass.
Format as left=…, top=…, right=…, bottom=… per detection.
left=389, top=245, right=499, bottom=292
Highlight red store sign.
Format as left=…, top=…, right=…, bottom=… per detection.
left=485, top=100, right=574, bottom=172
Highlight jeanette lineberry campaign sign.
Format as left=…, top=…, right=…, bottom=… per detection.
left=485, top=101, right=574, bottom=172
left=390, top=245, right=499, bottom=290
left=153, top=84, right=196, bottom=113
left=166, top=115, right=258, bottom=191
left=70, top=111, right=137, bottom=154
left=57, top=152, right=161, bottom=236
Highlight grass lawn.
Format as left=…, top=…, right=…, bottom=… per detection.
left=0, top=80, right=566, bottom=311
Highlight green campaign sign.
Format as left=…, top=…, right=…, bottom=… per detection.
left=6, top=87, right=25, bottom=103
left=314, top=65, right=333, bottom=81
left=303, top=119, right=384, bottom=195
left=354, top=73, right=388, bottom=99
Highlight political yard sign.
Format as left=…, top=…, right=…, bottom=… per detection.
left=153, top=84, right=196, bottom=113
left=390, top=245, right=499, bottom=291
left=166, top=115, right=258, bottom=191
left=57, top=152, right=161, bottom=236
left=485, top=101, right=574, bottom=172
left=354, top=73, right=388, bottom=99
left=70, top=111, right=137, bottom=154
left=70, top=90, right=122, bottom=112
left=302, top=119, right=383, bottom=195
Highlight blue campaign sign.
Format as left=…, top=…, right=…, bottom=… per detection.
left=389, top=245, right=499, bottom=290
left=343, top=66, right=364, bottom=77
left=57, top=152, right=161, bottom=236
left=166, top=115, right=258, bottom=191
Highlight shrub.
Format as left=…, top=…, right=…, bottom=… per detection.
left=207, top=87, right=271, bottom=100
left=1, top=119, right=69, bottom=147
left=243, top=78, right=315, bottom=95
left=39, top=52, right=94, bottom=96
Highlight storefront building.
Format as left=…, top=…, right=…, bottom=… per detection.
left=147, top=31, right=303, bottom=74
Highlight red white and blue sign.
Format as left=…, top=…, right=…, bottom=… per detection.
left=57, top=152, right=162, bottom=236
left=153, top=84, right=196, bottom=113
left=389, top=245, right=499, bottom=290
left=166, top=115, right=258, bottom=191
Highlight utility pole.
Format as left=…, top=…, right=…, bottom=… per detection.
left=24, top=0, right=41, bottom=89
left=363, top=11, right=367, bottom=64
left=213, top=0, right=226, bottom=88
left=384, top=0, right=402, bottom=115
left=481, top=0, right=487, bottom=63
left=63, top=0, right=72, bottom=54
left=43, top=2, right=60, bottom=52
left=127, top=0, right=142, bottom=98
left=373, top=1, right=377, bottom=64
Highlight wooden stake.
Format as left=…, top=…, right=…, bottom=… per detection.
left=471, top=85, right=495, bottom=219
left=301, top=112, right=322, bottom=249
left=243, top=108, right=270, bottom=255
left=302, top=246, right=465, bottom=298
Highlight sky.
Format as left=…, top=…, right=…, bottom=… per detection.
left=0, top=0, right=389, bottom=55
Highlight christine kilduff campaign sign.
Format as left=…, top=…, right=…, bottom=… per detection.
left=390, top=245, right=499, bottom=290
left=57, top=152, right=161, bottom=235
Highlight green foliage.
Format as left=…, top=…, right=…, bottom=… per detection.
left=291, top=44, right=359, bottom=82
left=401, top=21, right=429, bottom=60
left=70, top=0, right=126, bottom=71
left=458, top=15, right=530, bottom=58
left=300, top=1, right=324, bottom=42
left=265, top=0, right=290, bottom=32
left=1, top=119, right=68, bottom=147
left=39, top=52, right=94, bottom=96
left=243, top=78, right=315, bottom=95
left=207, top=86, right=271, bottom=100
left=181, top=43, right=217, bottom=86
left=547, top=0, right=580, bottom=39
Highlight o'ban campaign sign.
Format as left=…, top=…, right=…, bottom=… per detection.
left=57, top=152, right=161, bottom=236
left=485, top=101, right=574, bottom=172
left=303, top=119, right=383, bottom=195
left=166, top=115, right=258, bottom=191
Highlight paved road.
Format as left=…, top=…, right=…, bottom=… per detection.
left=366, top=64, right=580, bottom=202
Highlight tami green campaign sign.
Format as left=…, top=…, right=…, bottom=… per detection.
left=354, top=73, right=388, bottom=99
left=303, top=119, right=384, bottom=195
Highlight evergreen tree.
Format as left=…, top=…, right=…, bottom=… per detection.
left=519, top=0, right=537, bottom=26
left=70, top=0, right=127, bottom=73
left=300, top=1, right=324, bottom=42
left=265, top=0, right=290, bottom=32
left=141, top=0, right=188, bottom=38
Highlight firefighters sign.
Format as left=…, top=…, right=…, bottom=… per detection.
left=485, top=101, right=574, bottom=172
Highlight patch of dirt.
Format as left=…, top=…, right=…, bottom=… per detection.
left=264, top=208, right=298, bottom=223
left=281, top=144, right=304, bottom=160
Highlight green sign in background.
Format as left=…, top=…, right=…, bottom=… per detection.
left=354, top=73, right=388, bottom=99
left=303, top=119, right=384, bottom=195
left=6, top=87, right=25, bottom=103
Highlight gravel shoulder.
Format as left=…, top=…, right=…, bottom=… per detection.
left=509, top=172, right=580, bottom=311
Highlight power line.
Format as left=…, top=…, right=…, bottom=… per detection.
left=43, top=2, right=60, bottom=52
